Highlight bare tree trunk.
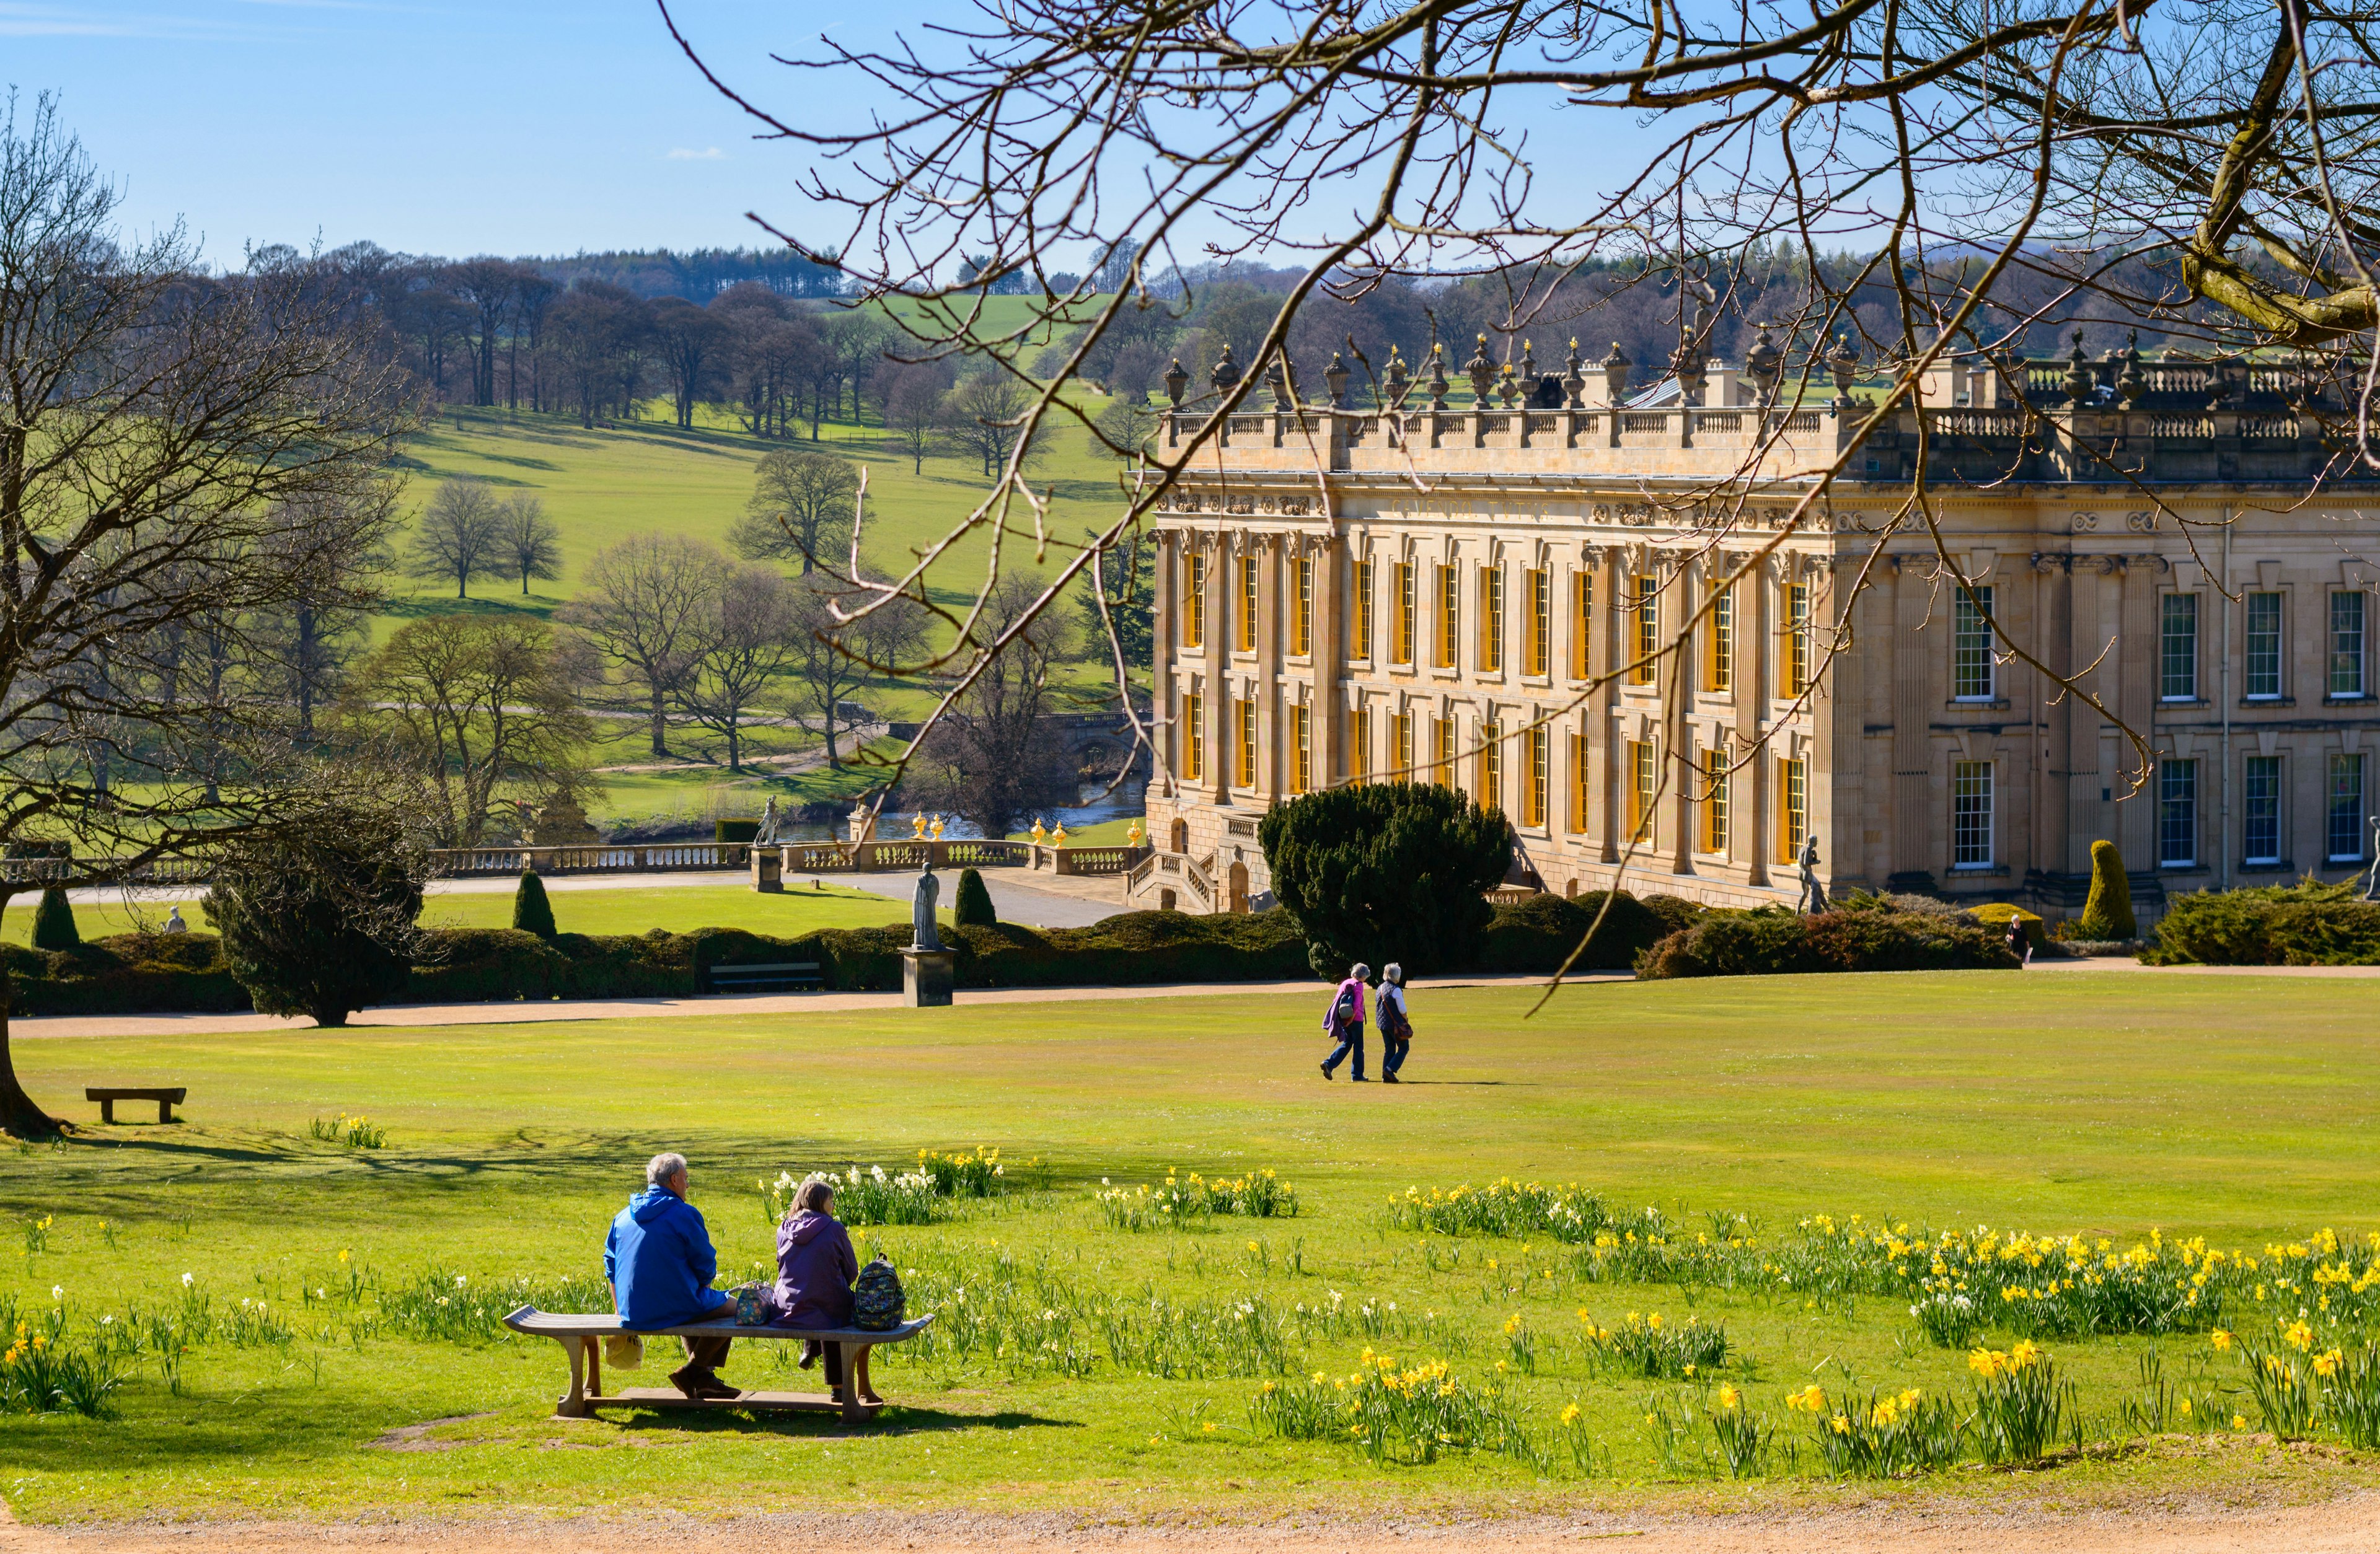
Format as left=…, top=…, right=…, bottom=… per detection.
left=0, top=890, right=60, bottom=1139
left=650, top=688, right=668, bottom=758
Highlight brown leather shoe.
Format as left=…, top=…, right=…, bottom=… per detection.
left=695, top=1372, right=741, bottom=1400
left=668, top=1364, right=710, bottom=1400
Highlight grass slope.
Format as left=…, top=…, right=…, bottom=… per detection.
left=6, top=972, right=2380, bottom=1521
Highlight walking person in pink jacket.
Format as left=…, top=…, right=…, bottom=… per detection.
left=1318, top=962, right=1370, bottom=1081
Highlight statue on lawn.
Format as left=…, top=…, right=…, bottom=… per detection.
left=754, top=797, right=782, bottom=846
left=910, top=861, right=943, bottom=952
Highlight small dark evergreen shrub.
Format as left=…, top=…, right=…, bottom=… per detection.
left=512, top=871, right=558, bottom=937
left=715, top=819, right=760, bottom=844
left=1639, top=894, right=1708, bottom=938
left=1259, top=781, right=1512, bottom=978
left=206, top=815, right=426, bottom=1028
left=953, top=867, right=998, bottom=926
left=29, top=887, right=78, bottom=950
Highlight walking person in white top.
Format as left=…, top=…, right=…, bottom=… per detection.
left=1376, top=963, right=1413, bottom=1083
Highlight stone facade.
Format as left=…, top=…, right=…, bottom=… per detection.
left=1128, top=346, right=2380, bottom=920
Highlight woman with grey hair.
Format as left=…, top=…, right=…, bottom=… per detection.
left=1377, top=963, right=1413, bottom=1082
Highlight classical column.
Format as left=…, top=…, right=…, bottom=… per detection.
left=1255, top=532, right=1282, bottom=800
left=1153, top=529, right=1177, bottom=788
left=1206, top=532, right=1231, bottom=806
left=1312, top=532, right=1344, bottom=786
left=1890, top=554, right=1932, bottom=880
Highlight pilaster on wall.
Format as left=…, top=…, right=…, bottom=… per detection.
left=1313, top=533, right=1343, bottom=786
left=2115, top=554, right=2159, bottom=867
left=1255, top=534, right=1281, bottom=801
left=1890, top=554, right=1932, bottom=875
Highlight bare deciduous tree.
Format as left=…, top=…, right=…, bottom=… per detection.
left=405, top=478, right=507, bottom=599
left=785, top=578, right=930, bottom=768
left=496, top=493, right=564, bottom=596
left=729, top=448, right=859, bottom=572
left=342, top=615, right=593, bottom=847
left=0, top=95, right=416, bottom=1135
left=677, top=564, right=803, bottom=771
left=902, top=577, right=1080, bottom=836
left=558, top=533, right=730, bottom=757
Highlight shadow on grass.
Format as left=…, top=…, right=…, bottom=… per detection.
left=611, top=1405, right=1078, bottom=1439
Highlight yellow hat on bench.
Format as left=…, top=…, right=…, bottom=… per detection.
left=604, top=1335, right=644, bottom=1370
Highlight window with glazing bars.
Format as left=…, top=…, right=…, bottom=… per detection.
left=2329, top=753, right=2366, bottom=859
left=1572, top=571, right=1593, bottom=679
left=1289, top=705, right=1310, bottom=792
left=2160, top=594, right=2198, bottom=701
left=1523, top=727, right=1548, bottom=827
left=2246, top=592, right=2283, bottom=698
left=1779, top=757, right=1808, bottom=863
left=1394, top=710, right=1414, bottom=778
left=1435, top=565, right=1458, bottom=669
left=1628, top=740, right=1657, bottom=843
left=1786, top=581, right=1812, bottom=695
left=1393, top=562, right=1416, bottom=665
left=1705, top=587, right=1734, bottom=693
left=1569, top=731, right=1589, bottom=832
left=1181, top=693, right=1203, bottom=781
left=1349, top=706, right=1371, bottom=784
left=2159, top=758, right=2197, bottom=867
left=1629, top=576, right=1659, bottom=685
left=2333, top=592, right=2368, bottom=697
left=1235, top=696, right=1256, bottom=787
left=1352, top=560, right=1374, bottom=660
left=1184, top=555, right=1205, bottom=648
left=1480, top=568, right=1505, bottom=673
left=1479, top=720, right=1502, bottom=810
left=1952, top=760, right=1993, bottom=866
left=1702, top=744, right=1730, bottom=854
left=2244, top=755, right=2281, bottom=865
left=1236, top=556, right=1258, bottom=652
left=1432, top=715, right=1455, bottom=788
left=1525, top=569, right=1550, bottom=677
left=1952, top=586, right=1995, bottom=700
left=1292, top=558, right=1312, bottom=657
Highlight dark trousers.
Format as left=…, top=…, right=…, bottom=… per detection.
left=681, top=1335, right=732, bottom=1374
left=1383, top=1036, right=1410, bottom=1076
left=1323, top=1027, right=1365, bottom=1079
left=798, top=1337, right=847, bottom=1387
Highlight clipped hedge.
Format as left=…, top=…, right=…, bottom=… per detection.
left=403, top=911, right=1311, bottom=1003
left=1476, top=892, right=1668, bottom=973
left=1636, top=906, right=2019, bottom=979
left=4, top=933, right=250, bottom=1016
left=2146, top=880, right=2380, bottom=966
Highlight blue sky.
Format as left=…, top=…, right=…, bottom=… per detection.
left=7, top=1, right=886, bottom=261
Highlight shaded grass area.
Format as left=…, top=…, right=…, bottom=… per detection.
left=6, top=972, right=2379, bottom=1520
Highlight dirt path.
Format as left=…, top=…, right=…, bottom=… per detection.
left=5, top=1496, right=2376, bottom=1554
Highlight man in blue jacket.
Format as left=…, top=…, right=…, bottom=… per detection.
left=606, top=1152, right=738, bottom=1399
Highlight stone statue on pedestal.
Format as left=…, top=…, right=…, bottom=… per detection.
left=911, top=862, right=943, bottom=952
left=848, top=802, right=877, bottom=845
left=1797, top=834, right=1828, bottom=915
left=2365, top=816, right=2380, bottom=902
left=754, top=797, right=782, bottom=846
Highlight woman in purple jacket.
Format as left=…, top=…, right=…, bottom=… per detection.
left=771, top=1176, right=866, bottom=1400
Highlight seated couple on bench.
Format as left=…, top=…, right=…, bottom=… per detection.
left=606, top=1152, right=871, bottom=1404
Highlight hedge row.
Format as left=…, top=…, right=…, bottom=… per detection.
left=2, top=934, right=250, bottom=1017
left=1636, top=903, right=2019, bottom=978
left=2144, top=880, right=2380, bottom=966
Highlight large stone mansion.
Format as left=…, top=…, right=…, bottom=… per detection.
left=1125, top=339, right=2380, bottom=920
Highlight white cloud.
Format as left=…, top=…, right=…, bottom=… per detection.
left=666, top=147, right=726, bottom=162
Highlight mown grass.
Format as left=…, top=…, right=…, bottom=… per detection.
left=6, top=970, right=2379, bottom=1522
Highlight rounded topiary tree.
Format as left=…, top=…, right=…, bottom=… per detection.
left=29, top=887, right=78, bottom=950
left=205, top=808, right=427, bottom=1028
left=2075, top=838, right=2137, bottom=940
left=1259, top=781, right=1513, bottom=978
left=512, top=870, right=557, bottom=937
left=952, top=867, right=998, bottom=926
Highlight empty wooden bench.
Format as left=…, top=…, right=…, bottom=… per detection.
left=86, top=1086, right=185, bottom=1124
left=501, top=1306, right=933, bottom=1422
left=703, top=960, right=824, bottom=994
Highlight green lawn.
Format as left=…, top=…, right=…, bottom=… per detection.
left=8, top=971, right=2379, bottom=1524
left=416, top=883, right=907, bottom=937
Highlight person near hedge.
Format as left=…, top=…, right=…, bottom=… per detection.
left=1376, top=962, right=1413, bottom=1082
left=606, top=1151, right=740, bottom=1400
left=1319, top=962, right=1370, bottom=1082
left=2004, top=916, right=2033, bottom=967
left=770, top=1175, right=874, bottom=1403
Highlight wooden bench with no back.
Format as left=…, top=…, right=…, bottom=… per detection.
left=703, top=961, right=824, bottom=994
left=501, top=1306, right=933, bottom=1422
left=86, top=1087, right=185, bottom=1124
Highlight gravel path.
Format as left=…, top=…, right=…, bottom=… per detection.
left=5, top=1496, right=2375, bottom=1554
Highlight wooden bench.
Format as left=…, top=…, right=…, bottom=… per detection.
left=86, top=1086, right=185, bottom=1124
left=502, top=1306, right=932, bottom=1421
left=703, top=960, right=824, bottom=994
